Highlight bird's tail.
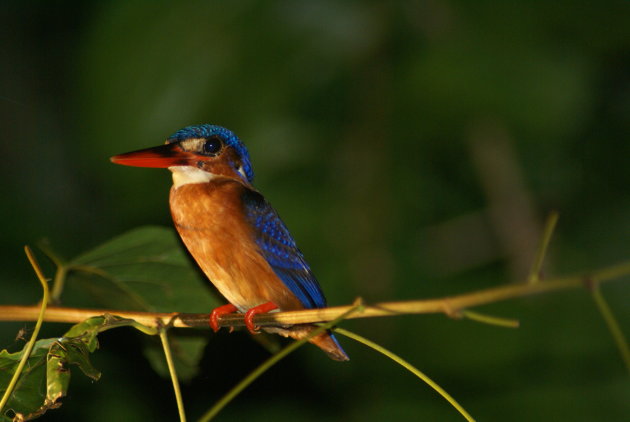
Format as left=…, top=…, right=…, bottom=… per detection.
left=308, top=330, right=349, bottom=361
left=266, top=325, right=349, bottom=361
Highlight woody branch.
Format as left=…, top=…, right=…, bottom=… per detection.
left=1, top=260, right=628, bottom=329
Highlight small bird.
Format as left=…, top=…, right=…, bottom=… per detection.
left=111, top=124, right=348, bottom=361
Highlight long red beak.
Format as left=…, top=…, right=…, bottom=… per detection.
left=110, top=143, right=196, bottom=168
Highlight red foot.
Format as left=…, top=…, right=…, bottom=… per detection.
left=244, top=302, right=278, bottom=334
left=209, top=304, right=238, bottom=332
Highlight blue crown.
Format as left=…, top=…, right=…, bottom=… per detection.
left=167, top=124, right=254, bottom=182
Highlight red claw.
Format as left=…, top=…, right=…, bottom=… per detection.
left=244, top=302, right=279, bottom=334
left=209, top=304, right=238, bottom=332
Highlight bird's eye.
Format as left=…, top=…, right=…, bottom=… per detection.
left=202, top=136, right=223, bottom=155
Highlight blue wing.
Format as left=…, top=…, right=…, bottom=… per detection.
left=241, top=189, right=327, bottom=309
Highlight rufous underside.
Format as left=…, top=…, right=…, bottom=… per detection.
left=169, top=176, right=304, bottom=313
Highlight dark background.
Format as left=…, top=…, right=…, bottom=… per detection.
left=1, top=2, right=628, bottom=421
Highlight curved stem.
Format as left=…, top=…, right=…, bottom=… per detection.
left=0, top=247, right=50, bottom=413
left=336, top=327, right=475, bottom=422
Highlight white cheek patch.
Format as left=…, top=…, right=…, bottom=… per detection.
left=237, top=165, right=247, bottom=180
left=169, top=166, right=217, bottom=188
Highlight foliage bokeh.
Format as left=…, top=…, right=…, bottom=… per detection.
left=1, top=1, right=628, bottom=421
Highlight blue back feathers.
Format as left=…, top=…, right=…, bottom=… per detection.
left=167, top=124, right=254, bottom=183
left=241, top=189, right=328, bottom=309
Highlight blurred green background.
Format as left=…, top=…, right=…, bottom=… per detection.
left=1, top=1, right=629, bottom=421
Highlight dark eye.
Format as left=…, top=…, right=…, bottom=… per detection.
left=202, top=136, right=223, bottom=155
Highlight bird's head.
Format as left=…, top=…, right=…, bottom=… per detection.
left=111, top=124, right=254, bottom=186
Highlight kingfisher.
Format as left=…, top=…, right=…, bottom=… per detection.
left=111, top=124, right=348, bottom=361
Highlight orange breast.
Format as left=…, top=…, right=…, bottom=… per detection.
left=169, top=179, right=304, bottom=312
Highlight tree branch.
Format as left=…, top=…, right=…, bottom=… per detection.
left=1, top=261, right=628, bottom=330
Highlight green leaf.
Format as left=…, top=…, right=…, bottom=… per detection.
left=63, top=226, right=220, bottom=380
left=66, top=226, right=219, bottom=313
left=46, top=338, right=101, bottom=402
left=63, top=316, right=106, bottom=353
left=0, top=333, right=100, bottom=421
left=1, top=339, right=56, bottom=421
left=0, top=315, right=156, bottom=420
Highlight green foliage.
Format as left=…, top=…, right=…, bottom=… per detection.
left=0, top=317, right=110, bottom=421
left=65, top=226, right=219, bottom=381
left=66, top=226, right=219, bottom=313
left=0, top=227, right=220, bottom=420
left=1, top=339, right=58, bottom=421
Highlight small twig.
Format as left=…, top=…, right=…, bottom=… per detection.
left=589, top=281, right=630, bottom=373
left=36, top=240, right=68, bottom=304
left=460, top=310, right=519, bottom=328
left=527, top=211, right=559, bottom=284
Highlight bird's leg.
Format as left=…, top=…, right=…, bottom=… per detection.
left=209, top=303, right=238, bottom=332
left=244, top=302, right=279, bottom=334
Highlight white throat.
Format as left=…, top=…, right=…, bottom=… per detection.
left=169, top=166, right=217, bottom=188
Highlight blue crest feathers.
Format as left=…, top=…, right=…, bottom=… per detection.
left=167, top=124, right=254, bottom=182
